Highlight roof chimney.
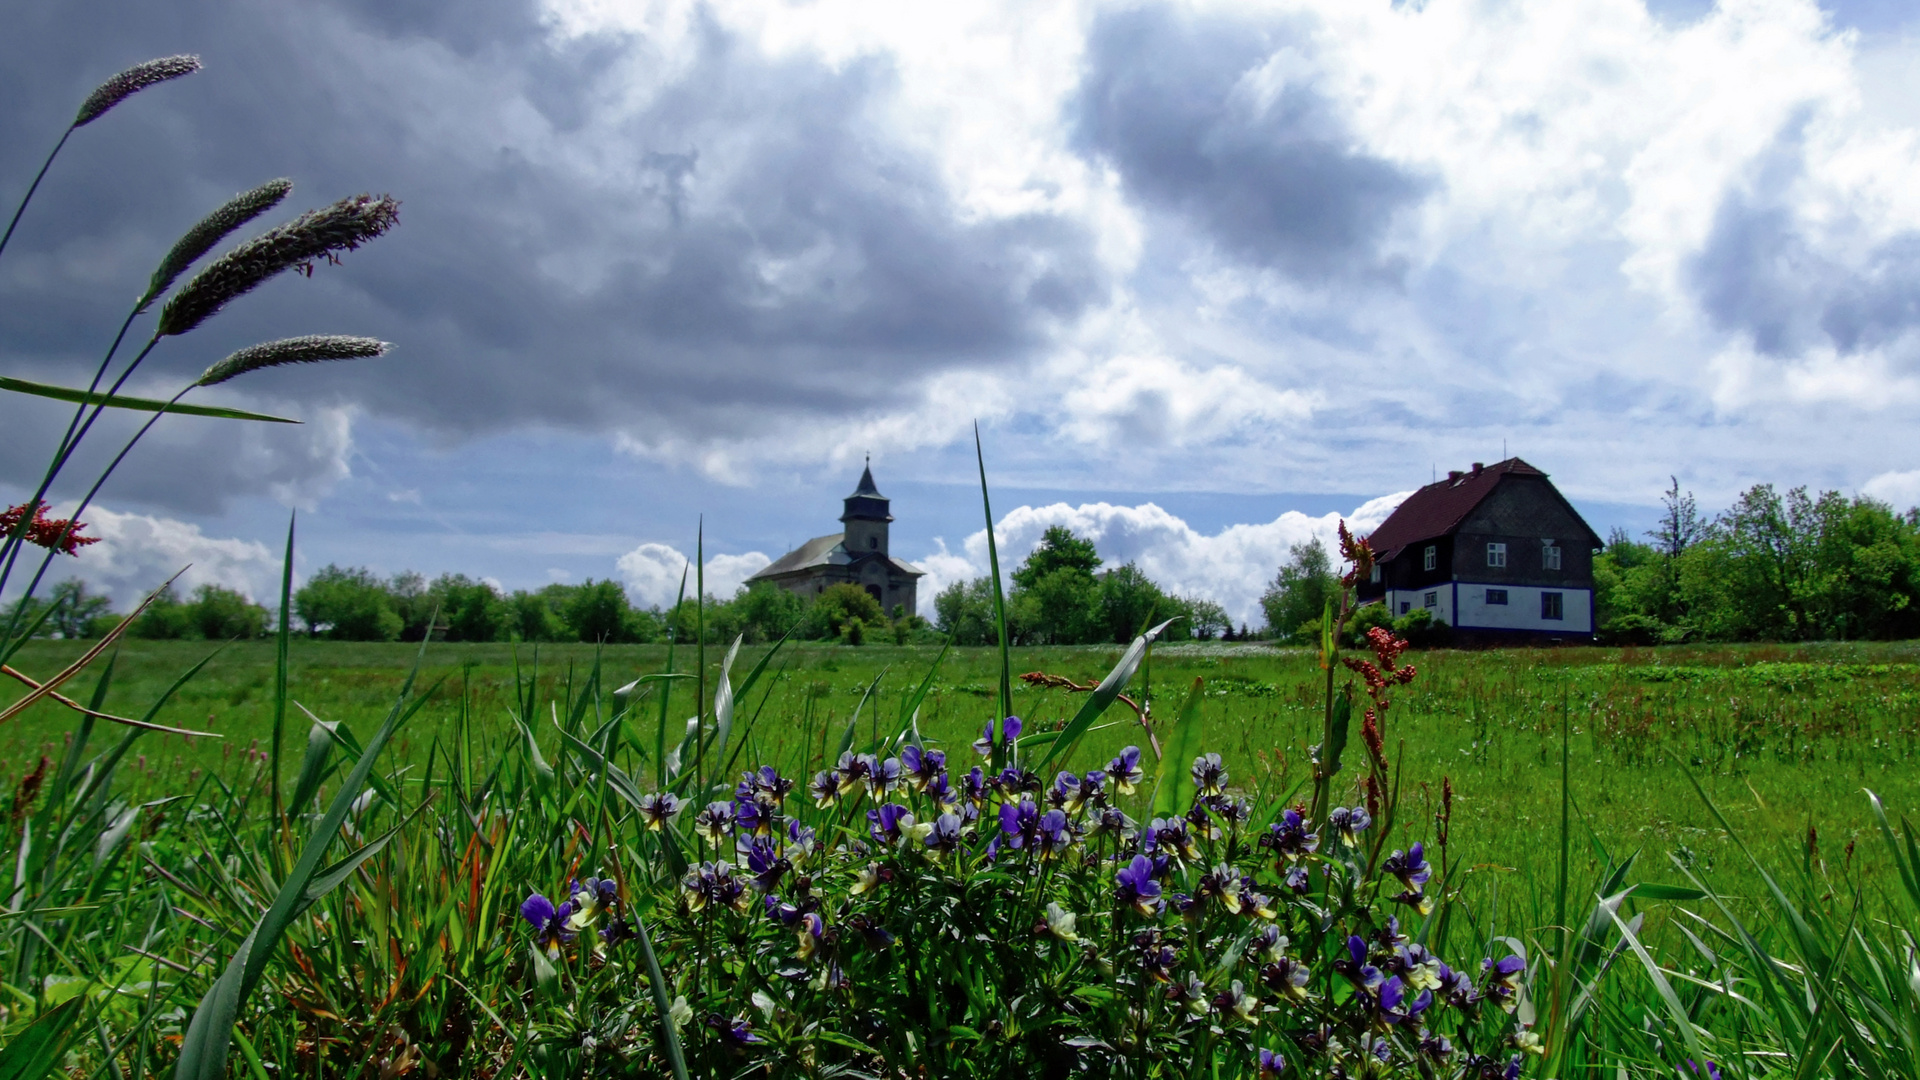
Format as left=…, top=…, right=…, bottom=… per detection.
left=1471, top=462, right=1484, bottom=474
left=1447, top=470, right=1463, bottom=482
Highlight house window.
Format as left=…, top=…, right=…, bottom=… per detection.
left=1399, top=601, right=1411, bottom=615
left=1486, top=542, right=1507, bottom=568
left=1486, top=588, right=1508, bottom=605
left=1541, top=592, right=1563, bottom=620
left=1423, top=545, right=1436, bottom=571
left=1423, top=591, right=1437, bottom=609
left=1370, top=564, right=1381, bottom=583
left=1542, top=542, right=1561, bottom=570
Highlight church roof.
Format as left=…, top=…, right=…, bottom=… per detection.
left=850, top=463, right=883, bottom=498
left=750, top=533, right=846, bottom=579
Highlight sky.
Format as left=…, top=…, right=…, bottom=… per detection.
left=5, top=0, right=1920, bottom=627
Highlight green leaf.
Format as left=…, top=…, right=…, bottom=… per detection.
left=634, top=914, right=690, bottom=1080
left=974, top=424, right=1012, bottom=761
left=0, top=375, right=297, bottom=423
left=0, top=996, right=87, bottom=1080
left=286, top=713, right=337, bottom=816
left=1148, top=677, right=1207, bottom=820
left=1626, top=883, right=1709, bottom=902
left=1035, top=618, right=1175, bottom=772
left=710, top=635, right=742, bottom=771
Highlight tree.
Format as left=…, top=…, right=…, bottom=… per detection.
left=130, top=584, right=192, bottom=640
left=567, top=579, right=632, bottom=643
left=1651, top=477, right=1706, bottom=559
left=508, top=588, right=567, bottom=642
left=296, top=565, right=402, bottom=641
left=188, top=584, right=266, bottom=639
left=1012, top=526, right=1102, bottom=590
left=1096, top=562, right=1168, bottom=644
left=47, top=579, right=115, bottom=639
left=934, top=578, right=997, bottom=645
left=731, top=581, right=807, bottom=643
left=431, top=574, right=504, bottom=642
left=1015, top=566, right=1101, bottom=644
left=1260, top=541, right=1336, bottom=641
left=1183, top=597, right=1231, bottom=640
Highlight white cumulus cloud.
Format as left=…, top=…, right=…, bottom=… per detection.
left=912, top=491, right=1410, bottom=625
left=1863, top=468, right=1920, bottom=512
left=615, top=542, right=774, bottom=608
left=12, top=504, right=282, bottom=610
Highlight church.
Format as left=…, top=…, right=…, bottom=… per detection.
left=747, top=463, right=925, bottom=614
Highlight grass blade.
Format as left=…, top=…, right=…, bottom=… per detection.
left=172, top=629, right=435, bottom=1080
left=1036, top=618, right=1174, bottom=773
left=1148, top=677, right=1206, bottom=820
left=974, top=424, right=1012, bottom=764
left=0, top=375, right=299, bottom=423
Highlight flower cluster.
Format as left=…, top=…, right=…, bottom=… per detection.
left=520, top=875, right=632, bottom=959
left=1, top=501, right=99, bottom=557
left=527, top=700, right=1528, bottom=1076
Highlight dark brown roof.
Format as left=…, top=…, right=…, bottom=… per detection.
left=1365, top=457, right=1580, bottom=557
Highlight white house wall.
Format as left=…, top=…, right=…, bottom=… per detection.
left=1385, top=583, right=1592, bottom=634
left=1453, top=582, right=1592, bottom=633
left=1385, top=586, right=1454, bottom=628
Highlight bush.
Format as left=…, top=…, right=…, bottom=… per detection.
left=1343, top=600, right=1393, bottom=646
left=817, top=582, right=883, bottom=637
left=1391, top=607, right=1450, bottom=648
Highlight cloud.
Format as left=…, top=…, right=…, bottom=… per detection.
left=914, top=491, right=1409, bottom=626
left=1073, top=4, right=1427, bottom=280
left=1863, top=468, right=1920, bottom=512
left=615, top=541, right=772, bottom=608
left=0, top=0, right=1106, bottom=506
left=12, top=503, right=281, bottom=609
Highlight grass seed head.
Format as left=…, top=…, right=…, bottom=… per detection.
left=74, top=55, right=201, bottom=127
left=157, top=193, right=400, bottom=337
left=143, top=178, right=293, bottom=309
left=196, top=335, right=389, bottom=387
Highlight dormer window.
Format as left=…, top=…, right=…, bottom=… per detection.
left=1423, top=545, right=1436, bottom=571
left=1486, top=542, right=1507, bottom=568
left=1541, top=541, right=1561, bottom=570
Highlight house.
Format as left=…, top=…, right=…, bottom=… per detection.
left=1356, top=458, right=1602, bottom=641
left=747, top=462, right=925, bottom=614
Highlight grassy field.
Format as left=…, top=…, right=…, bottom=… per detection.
left=8, top=635, right=1918, bottom=911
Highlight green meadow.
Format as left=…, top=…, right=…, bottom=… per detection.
left=10, top=635, right=1918, bottom=909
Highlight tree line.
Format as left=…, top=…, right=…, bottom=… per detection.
left=1594, top=480, right=1920, bottom=643
left=3, top=568, right=933, bottom=646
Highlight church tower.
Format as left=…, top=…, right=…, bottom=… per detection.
left=840, top=459, right=892, bottom=557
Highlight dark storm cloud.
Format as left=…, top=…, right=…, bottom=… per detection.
left=1072, top=4, right=1427, bottom=280
left=1689, top=118, right=1920, bottom=358
left=0, top=0, right=1104, bottom=513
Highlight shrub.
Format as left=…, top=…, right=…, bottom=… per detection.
left=1391, top=607, right=1449, bottom=648
left=817, top=582, right=883, bottom=637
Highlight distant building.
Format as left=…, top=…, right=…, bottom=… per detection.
left=747, top=462, right=925, bottom=614
left=1357, top=458, right=1602, bottom=641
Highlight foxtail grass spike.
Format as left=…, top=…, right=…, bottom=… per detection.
left=157, top=193, right=400, bottom=337
left=143, top=178, right=292, bottom=310
left=74, top=56, right=201, bottom=128
left=196, top=335, right=388, bottom=386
